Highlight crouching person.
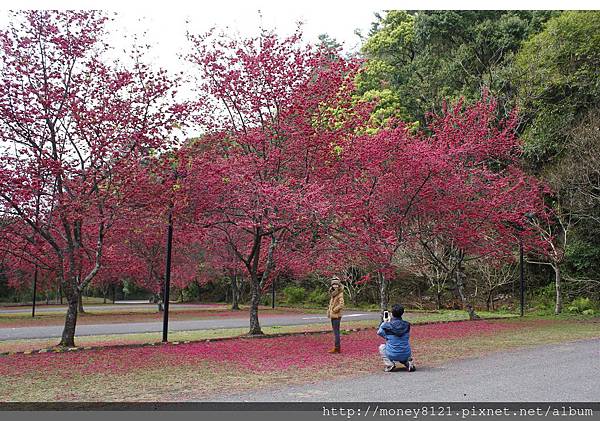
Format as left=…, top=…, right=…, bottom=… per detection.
left=377, top=304, right=416, bottom=372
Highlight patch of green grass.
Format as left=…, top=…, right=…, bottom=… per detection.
left=0, top=310, right=515, bottom=353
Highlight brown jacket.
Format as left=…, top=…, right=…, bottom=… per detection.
left=327, top=289, right=345, bottom=319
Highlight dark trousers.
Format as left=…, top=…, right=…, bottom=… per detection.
left=331, top=317, right=341, bottom=348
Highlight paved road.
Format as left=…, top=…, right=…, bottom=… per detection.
left=0, top=302, right=216, bottom=314
left=215, top=339, right=600, bottom=402
left=0, top=312, right=381, bottom=340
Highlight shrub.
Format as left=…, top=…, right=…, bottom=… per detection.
left=567, top=306, right=580, bottom=313
left=307, top=288, right=329, bottom=307
left=283, top=285, right=306, bottom=304
left=570, top=297, right=594, bottom=312
left=531, top=284, right=556, bottom=311
left=582, top=309, right=595, bottom=316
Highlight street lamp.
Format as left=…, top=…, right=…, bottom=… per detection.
left=31, top=266, right=38, bottom=318
left=516, top=212, right=535, bottom=317
left=519, top=235, right=524, bottom=317
left=139, top=153, right=179, bottom=343
left=162, top=168, right=180, bottom=343
left=162, top=199, right=174, bottom=343
left=271, top=278, right=275, bottom=309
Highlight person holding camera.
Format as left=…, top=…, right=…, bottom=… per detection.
left=377, top=304, right=416, bottom=372
left=327, top=276, right=345, bottom=353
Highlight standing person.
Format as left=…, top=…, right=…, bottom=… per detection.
left=327, top=276, right=345, bottom=353
left=377, top=304, right=416, bottom=372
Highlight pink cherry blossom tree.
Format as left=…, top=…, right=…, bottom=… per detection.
left=0, top=11, right=185, bottom=347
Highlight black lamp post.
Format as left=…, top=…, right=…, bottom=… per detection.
left=516, top=212, right=535, bottom=317
left=31, top=266, right=38, bottom=318
left=271, top=278, right=275, bottom=309
left=519, top=235, right=524, bottom=317
left=162, top=200, right=174, bottom=343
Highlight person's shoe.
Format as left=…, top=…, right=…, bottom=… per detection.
left=407, top=358, right=416, bottom=372
left=328, top=347, right=340, bottom=354
left=384, top=364, right=396, bottom=372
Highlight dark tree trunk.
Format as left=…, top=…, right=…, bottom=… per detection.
left=157, top=292, right=164, bottom=312
left=112, top=284, right=116, bottom=304
left=455, top=265, right=480, bottom=320
left=231, top=273, right=240, bottom=310
left=248, top=278, right=262, bottom=335
left=59, top=284, right=63, bottom=305
left=554, top=265, right=562, bottom=315
left=59, top=286, right=79, bottom=347
left=103, top=288, right=107, bottom=304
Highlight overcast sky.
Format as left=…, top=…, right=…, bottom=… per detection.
left=1, top=0, right=596, bottom=75
left=0, top=2, right=382, bottom=73
left=103, top=4, right=379, bottom=73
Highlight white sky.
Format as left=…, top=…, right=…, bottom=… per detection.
left=1, top=0, right=596, bottom=140
left=1, top=0, right=597, bottom=77
left=102, top=4, right=379, bottom=75
left=1, top=2, right=382, bottom=74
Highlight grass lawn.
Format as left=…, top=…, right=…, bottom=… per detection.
left=0, top=316, right=597, bottom=401
left=0, top=309, right=516, bottom=353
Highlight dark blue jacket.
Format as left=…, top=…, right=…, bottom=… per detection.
left=377, top=317, right=412, bottom=361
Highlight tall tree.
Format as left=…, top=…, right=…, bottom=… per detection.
left=184, top=28, right=368, bottom=334
left=359, top=11, right=556, bottom=127
left=513, top=11, right=600, bottom=167
left=0, top=11, right=183, bottom=346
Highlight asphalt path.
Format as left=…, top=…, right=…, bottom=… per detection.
left=215, top=339, right=600, bottom=402
left=0, top=311, right=381, bottom=340
left=0, top=302, right=211, bottom=314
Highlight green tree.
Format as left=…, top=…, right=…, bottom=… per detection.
left=513, top=11, right=600, bottom=167
left=359, top=11, right=556, bottom=126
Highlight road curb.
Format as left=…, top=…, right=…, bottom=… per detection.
left=0, top=316, right=516, bottom=357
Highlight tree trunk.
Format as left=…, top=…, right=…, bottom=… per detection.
left=248, top=278, right=262, bottom=335
left=78, top=293, right=85, bottom=314
left=554, top=265, right=562, bottom=315
left=455, top=266, right=480, bottom=320
left=436, top=288, right=442, bottom=311
left=59, top=286, right=79, bottom=348
left=112, top=284, right=116, bottom=304
left=486, top=288, right=494, bottom=312
left=59, top=284, right=63, bottom=305
left=231, top=273, right=240, bottom=310
left=157, top=292, right=164, bottom=312
left=377, top=271, right=389, bottom=315
left=103, top=288, right=107, bottom=304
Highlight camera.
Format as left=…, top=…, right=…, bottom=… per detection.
left=383, top=310, right=391, bottom=322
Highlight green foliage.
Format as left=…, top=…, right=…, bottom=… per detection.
left=566, top=237, right=600, bottom=276
left=513, top=11, right=600, bottom=165
left=307, top=288, right=329, bottom=307
left=359, top=11, right=556, bottom=127
left=570, top=297, right=594, bottom=312
left=531, top=284, right=557, bottom=311
left=283, top=285, right=306, bottom=304
left=582, top=309, right=595, bottom=316
left=181, top=282, right=200, bottom=302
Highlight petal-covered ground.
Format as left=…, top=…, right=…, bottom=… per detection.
left=0, top=318, right=597, bottom=401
